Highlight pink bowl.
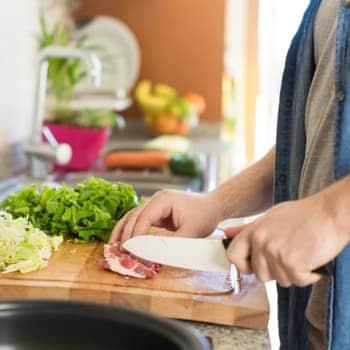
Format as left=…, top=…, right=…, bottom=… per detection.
left=43, top=122, right=110, bottom=171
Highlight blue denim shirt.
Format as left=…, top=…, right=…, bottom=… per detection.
left=274, top=0, right=350, bottom=349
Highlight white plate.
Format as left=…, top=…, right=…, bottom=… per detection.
left=75, top=16, right=141, bottom=95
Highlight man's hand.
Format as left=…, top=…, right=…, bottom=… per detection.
left=109, top=190, right=223, bottom=244
left=227, top=193, right=350, bottom=287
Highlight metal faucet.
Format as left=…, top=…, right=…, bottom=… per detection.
left=26, top=46, right=102, bottom=179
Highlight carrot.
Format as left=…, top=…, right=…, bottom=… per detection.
left=104, top=151, right=170, bottom=169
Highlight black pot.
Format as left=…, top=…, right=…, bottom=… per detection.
left=0, top=300, right=211, bottom=350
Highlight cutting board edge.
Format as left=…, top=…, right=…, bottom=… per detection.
left=0, top=279, right=269, bottom=330
left=0, top=278, right=269, bottom=310
left=0, top=277, right=235, bottom=297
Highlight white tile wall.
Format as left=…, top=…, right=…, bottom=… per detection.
left=0, top=0, right=40, bottom=146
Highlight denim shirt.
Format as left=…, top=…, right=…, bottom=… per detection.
left=274, top=0, right=350, bottom=349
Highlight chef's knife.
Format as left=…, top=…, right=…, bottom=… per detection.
left=124, top=236, right=232, bottom=273
left=123, top=236, right=332, bottom=276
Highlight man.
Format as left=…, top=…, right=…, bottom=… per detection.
left=110, top=0, right=350, bottom=348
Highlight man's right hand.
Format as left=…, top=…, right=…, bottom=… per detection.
left=109, top=190, right=223, bottom=244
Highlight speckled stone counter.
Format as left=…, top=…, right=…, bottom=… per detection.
left=182, top=321, right=270, bottom=350
left=182, top=215, right=271, bottom=350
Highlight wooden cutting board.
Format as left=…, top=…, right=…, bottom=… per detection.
left=0, top=241, right=269, bottom=329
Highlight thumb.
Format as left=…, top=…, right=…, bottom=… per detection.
left=224, top=224, right=248, bottom=238
left=292, top=271, right=322, bottom=287
left=226, top=230, right=253, bottom=274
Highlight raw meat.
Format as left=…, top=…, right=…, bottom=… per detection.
left=103, top=242, right=161, bottom=279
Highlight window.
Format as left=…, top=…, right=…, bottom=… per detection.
left=255, top=0, right=309, bottom=159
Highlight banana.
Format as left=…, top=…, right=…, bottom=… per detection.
left=135, top=80, right=169, bottom=113
left=154, top=83, right=177, bottom=99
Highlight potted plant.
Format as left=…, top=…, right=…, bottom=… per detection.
left=37, top=14, right=123, bottom=170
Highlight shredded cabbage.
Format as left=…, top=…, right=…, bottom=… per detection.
left=0, top=211, right=62, bottom=274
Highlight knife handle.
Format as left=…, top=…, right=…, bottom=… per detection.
left=313, top=264, right=333, bottom=276
left=221, top=238, right=332, bottom=277
left=222, top=238, right=233, bottom=250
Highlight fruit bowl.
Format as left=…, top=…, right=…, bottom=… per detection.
left=144, top=113, right=198, bottom=136
left=135, top=80, right=205, bottom=136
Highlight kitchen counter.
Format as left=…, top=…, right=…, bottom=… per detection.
left=0, top=122, right=271, bottom=349
left=185, top=218, right=271, bottom=350
left=183, top=321, right=270, bottom=350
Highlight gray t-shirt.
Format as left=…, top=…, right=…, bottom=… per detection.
left=298, top=0, right=340, bottom=348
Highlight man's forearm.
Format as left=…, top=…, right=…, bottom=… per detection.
left=209, top=148, right=275, bottom=220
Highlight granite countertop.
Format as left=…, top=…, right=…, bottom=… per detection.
left=183, top=321, right=270, bottom=350
left=181, top=215, right=271, bottom=349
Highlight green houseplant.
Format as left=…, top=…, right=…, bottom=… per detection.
left=37, top=14, right=122, bottom=170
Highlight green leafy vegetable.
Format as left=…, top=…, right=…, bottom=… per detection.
left=0, top=211, right=63, bottom=274
left=1, top=178, right=139, bottom=243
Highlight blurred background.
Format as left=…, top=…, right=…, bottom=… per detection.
left=0, top=0, right=308, bottom=179
left=0, top=3, right=312, bottom=348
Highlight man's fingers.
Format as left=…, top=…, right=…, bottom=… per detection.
left=109, top=210, right=133, bottom=243
left=131, top=198, right=173, bottom=240
left=120, top=205, right=147, bottom=243
left=290, top=271, right=322, bottom=287
left=114, top=192, right=178, bottom=244
left=267, top=261, right=293, bottom=287
left=226, top=232, right=253, bottom=274
left=251, top=252, right=273, bottom=282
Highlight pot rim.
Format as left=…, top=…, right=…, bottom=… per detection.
left=0, top=299, right=210, bottom=350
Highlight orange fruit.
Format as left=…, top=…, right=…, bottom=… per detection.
left=152, top=114, right=178, bottom=134
left=176, top=121, right=190, bottom=135
left=183, top=92, right=206, bottom=115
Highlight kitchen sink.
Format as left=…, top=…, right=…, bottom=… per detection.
left=0, top=175, right=60, bottom=201
left=63, top=170, right=203, bottom=196
left=0, top=169, right=204, bottom=201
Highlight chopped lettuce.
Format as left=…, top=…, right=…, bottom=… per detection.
left=0, top=211, right=62, bottom=274
left=1, top=177, right=139, bottom=243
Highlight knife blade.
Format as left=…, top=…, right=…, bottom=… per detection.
left=123, top=236, right=232, bottom=273
left=123, top=235, right=332, bottom=276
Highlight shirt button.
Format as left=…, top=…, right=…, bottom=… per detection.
left=285, top=100, right=293, bottom=109
left=337, top=90, right=346, bottom=102
left=278, top=174, right=287, bottom=184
